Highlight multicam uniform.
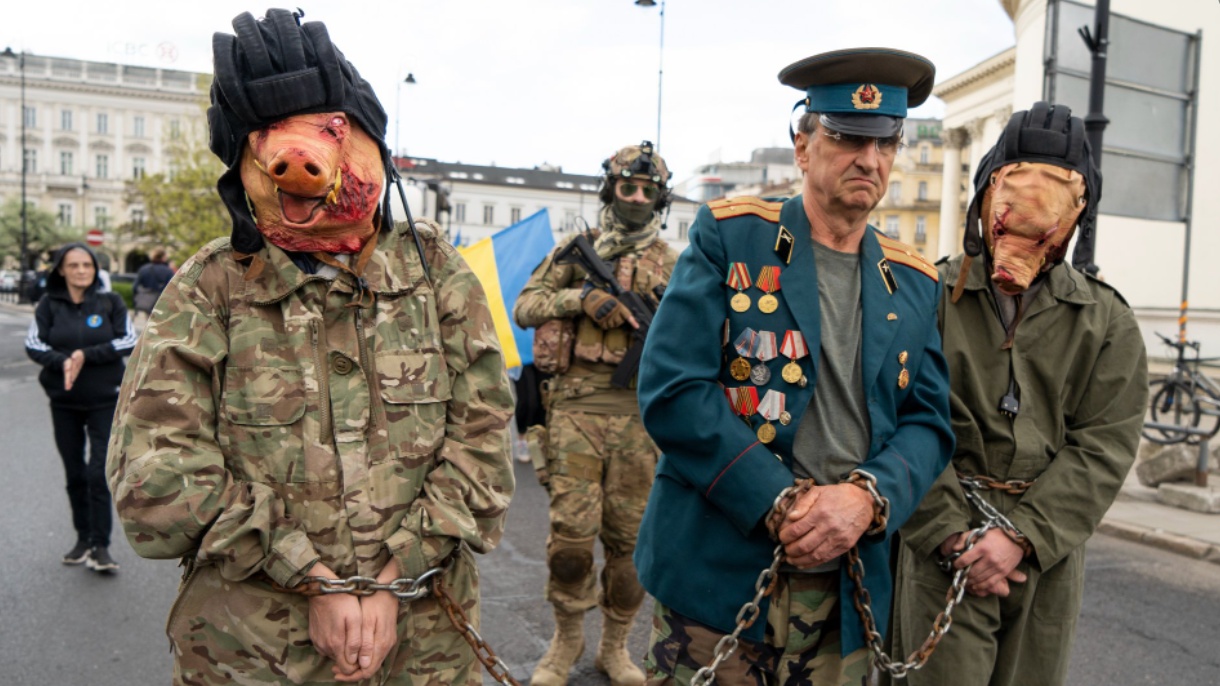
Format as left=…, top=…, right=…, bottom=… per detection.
left=513, top=208, right=677, bottom=623
left=106, top=219, right=515, bottom=685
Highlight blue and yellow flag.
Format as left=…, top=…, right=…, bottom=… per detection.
left=457, top=209, right=555, bottom=369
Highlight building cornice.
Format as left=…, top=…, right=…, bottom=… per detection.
left=933, top=47, right=1016, bottom=100
left=0, top=74, right=206, bottom=105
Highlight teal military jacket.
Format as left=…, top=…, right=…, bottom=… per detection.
left=634, top=195, right=953, bottom=652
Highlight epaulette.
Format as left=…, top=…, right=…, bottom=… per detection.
left=1082, top=269, right=1131, bottom=307
left=708, top=196, right=782, bottom=223
left=876, top=233, right=938, bottom=283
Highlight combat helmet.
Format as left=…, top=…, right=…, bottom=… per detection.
left=598, top=141, right=671, bottom=211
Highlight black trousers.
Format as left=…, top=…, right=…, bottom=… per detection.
left=49, top=402, right=115, bottom=547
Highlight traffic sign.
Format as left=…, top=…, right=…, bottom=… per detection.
left=86, top=229, right=104, bottom=247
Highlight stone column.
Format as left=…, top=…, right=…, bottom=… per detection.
left=937, top=127, right=968, bottom=259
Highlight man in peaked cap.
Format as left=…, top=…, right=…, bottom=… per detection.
left=514, top=141, right=679, bottom=686
left=107, top=8, right=516, bottom=684
left=632, top=48, right=953, bottom=683
left=891, top=102, right=1146, bottom=686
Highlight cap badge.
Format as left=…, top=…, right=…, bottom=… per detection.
left=852, top=84, right=882, bottom=110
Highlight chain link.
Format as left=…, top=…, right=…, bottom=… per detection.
left=296, top=565, right=446, bottom=600
left=431, top=573, right=522, bottom=686
left=955, top=471, right=1035, bottom=495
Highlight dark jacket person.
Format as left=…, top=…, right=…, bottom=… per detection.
left=25, top=242, right=137, bottom=572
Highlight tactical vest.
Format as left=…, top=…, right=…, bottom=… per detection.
left=572, top=238, right=670, bottom=366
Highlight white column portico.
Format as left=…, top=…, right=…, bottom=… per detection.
left=936, top=127, right=968, bottom=259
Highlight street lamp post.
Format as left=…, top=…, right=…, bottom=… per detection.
left=394, top=72, right=417, bottom=158
left=2, top=47, right=28, bottom=303
left=635, top=0, right=665, bottom=150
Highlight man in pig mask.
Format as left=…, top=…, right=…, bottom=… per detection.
left=891, top=102, right=1146, bottom=686
left=107, top=9, right=515, bottom=685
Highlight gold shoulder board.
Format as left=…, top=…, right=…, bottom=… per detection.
left=709, top=197, right=783, bottom=223
left=876, top=234, right=938, bottom=283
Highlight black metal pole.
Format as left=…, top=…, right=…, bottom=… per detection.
left=1072, top=0, right=1109, bottom=273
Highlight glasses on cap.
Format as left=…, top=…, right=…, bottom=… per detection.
left=619, top=182, right=659, bottom=201
left=820, top=129, right=905, bottom=157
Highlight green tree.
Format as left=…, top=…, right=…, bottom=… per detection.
left=0, top=198, right=75, bottom=269
left=124, top=115, right=229, bottom=264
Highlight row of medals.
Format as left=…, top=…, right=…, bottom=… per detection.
left=728, top=291, right=797, bottom=444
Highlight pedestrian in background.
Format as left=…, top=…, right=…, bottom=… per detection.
left=890, top=102, right=1147, bottom=686
left=514, top=141, right=679, bottom=686
left=132, top=247, right=173, bottom=327
left=25, top=242, right=136, bottom=572
left=632, top=48, right=953, bottom=684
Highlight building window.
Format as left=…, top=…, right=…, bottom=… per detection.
left=57, top=203, right=73, bottom=227
left=61, top=110, right=72, bottom=131
left=563, top=210, right=577, bottom=232
left=678, top=221, right=690, bottom=240
left=132, top=157, right=146, bottom=179
left=888, top=181, right=901, bottom=202
left=94, top=206, right=110, bottom=230
left=96, top=154, right=109, bottom=179
left=133, top=116, right=145, bottom=138
left=919, top=145, right=929, bottom=164
left=510, top=207, right=522, bottom=225
left=23, top=105, right=36, bottom=129
left=60, top=151, right=73, bottom=176
left=885, top=215, right=899, bottom=239
left=453, top=202, right=466, bottom=223
left=482, top=204, right=494, bottom=226
left=915, top=216, right=927, bottom=244
left=169, top=119, right=181, bottom=140
left=918, top=181, right=928, bottom=201
left=96, top=113, right=109, bottom=134
left=22, top=148, right=36, bottom=173
left=131, top=207, right=145, bottom=230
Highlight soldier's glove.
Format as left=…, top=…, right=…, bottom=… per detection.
left=580, top=282, right=632, bottom=329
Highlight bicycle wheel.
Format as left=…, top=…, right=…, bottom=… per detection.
left=1186, top=386, right=1220, bottom=443
left=1143, top=378, right=1201, bottom=445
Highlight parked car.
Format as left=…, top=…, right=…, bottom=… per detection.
left=0, top=270, right=17, bottom=293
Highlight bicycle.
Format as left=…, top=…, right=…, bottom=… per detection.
left=1141, top=332, right=1220, bottom=445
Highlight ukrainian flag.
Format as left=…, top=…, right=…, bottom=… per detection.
left=457, top=209, right=555, bottom=369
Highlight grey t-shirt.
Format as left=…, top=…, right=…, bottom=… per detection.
left=792, top=240, right=872, bottom=485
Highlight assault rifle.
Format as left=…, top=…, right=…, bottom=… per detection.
left=555, top=233, right=661, bottom=389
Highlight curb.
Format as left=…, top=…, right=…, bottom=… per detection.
left=1097, top=518, right=1220, bottom=566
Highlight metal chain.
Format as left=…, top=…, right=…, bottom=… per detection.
left=300, top=566, right=445, bottom=600
left=955, top=471, right=1035, bottom=495
left=431, top=573, right=522, bottom=686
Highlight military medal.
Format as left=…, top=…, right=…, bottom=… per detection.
left=731, top=328, right=759, bottom=381
left=751, top=331, right=777, bottom=385
left=897, top=350, right=910, bottom=389
left=780, top=330, right=809, bottom=385
left=757, top=390, right=786, bottom=444
left=727, top=262, right=752, bottom=312
left=756, top=266, right=782, bottom=314
left=725, top=386, right=760, bottom=432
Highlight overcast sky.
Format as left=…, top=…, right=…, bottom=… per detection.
left=7, top=0, right=1016, bottom=182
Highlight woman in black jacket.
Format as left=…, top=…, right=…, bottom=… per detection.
left=25, top=243, right=137, bottom=572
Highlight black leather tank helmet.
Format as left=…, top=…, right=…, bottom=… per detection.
left=208, top=8, right=394, bottom=254
left=962, top=101, right=1102, bottom=262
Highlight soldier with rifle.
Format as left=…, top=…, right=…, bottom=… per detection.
left=513, top=141, right=679, bottom=686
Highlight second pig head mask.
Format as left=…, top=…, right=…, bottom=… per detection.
left=207, top=8, right=394, bottom=258
left=953, top=102, right=1102, bottom=301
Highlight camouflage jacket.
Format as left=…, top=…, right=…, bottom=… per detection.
left=107, top=219, right=515, bottom=588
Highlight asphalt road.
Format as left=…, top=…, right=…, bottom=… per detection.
left=1, top=305, right=1218, bottom=685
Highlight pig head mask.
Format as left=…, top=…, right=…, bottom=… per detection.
left=954, top=102, right=1101, bottom=302
left=208, top=9, right=395, bottom=258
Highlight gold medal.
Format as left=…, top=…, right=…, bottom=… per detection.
left=731, top=292, right=751, bottom=312
left=898, top=368, right=910, bottom=389
left=730, top=357, right=752, bottom=381
left=757, top=422, right=776, bottom=444
left=782, top=361, right=803, bottom=384
left=758, top=294, right=778, bottom=314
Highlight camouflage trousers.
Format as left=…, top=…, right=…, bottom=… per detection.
left=168, top=546, right=483, bottom=685
left=645, top=572, right=871, bottom=686
left=543, top=407, right=658, bottom=620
